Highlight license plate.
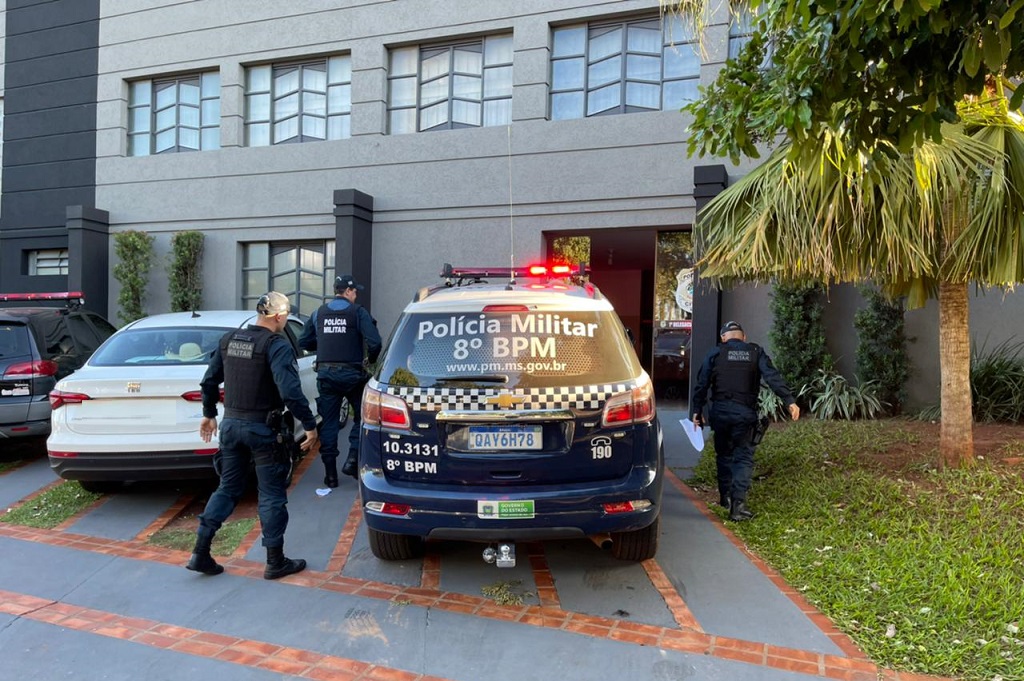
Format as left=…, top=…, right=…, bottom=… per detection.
left=468, top=425, right=542, bottom=450
left=478, top=500, right=535, bottom=519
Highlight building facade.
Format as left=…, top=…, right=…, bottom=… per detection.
left=1, top=0, right=1021, bottom=410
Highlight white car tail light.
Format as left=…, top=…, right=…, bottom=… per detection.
left=49, top=389, right=92, bottom=410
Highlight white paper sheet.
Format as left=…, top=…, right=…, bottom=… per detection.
left=680, top=418, right=705, bottom=451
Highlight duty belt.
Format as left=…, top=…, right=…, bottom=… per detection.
left=316, top=361, right=363, bottom=370
left=224, top=408, right=271, bottom=422
left=716, top=391, right=758, bottom=408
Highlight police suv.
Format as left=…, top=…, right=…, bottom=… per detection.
left=359, top=264, right=663, bottom=566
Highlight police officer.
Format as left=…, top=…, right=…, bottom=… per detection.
left=299, top=275, right=382, bottom=487
left=186, top=291, right=319, bottom=579
left=690, top=321, right=799, bottom=521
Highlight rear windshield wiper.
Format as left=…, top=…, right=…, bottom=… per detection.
left=435, top=375, right=508, bottom=383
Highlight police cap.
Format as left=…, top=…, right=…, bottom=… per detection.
left=719, top=320, right=744, bottom=336
left=334, top=275, right=365, bottom=293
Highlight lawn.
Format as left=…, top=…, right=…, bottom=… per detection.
left=683, top=418, right=1024, bottom=681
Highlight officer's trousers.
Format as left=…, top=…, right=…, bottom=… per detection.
left=709, top=402, right=758, bottom=502
left=197, top=419, right=290, bottom=548
left=316, top=364, right=367, bottom=466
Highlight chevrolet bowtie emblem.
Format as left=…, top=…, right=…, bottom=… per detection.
left=126, top=382, right=141, bottom=393
left=486, top=393, right=525, bottom=409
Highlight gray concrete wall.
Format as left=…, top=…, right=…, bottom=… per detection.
left=93, top=0, right=700, bottom=332
left=80, top=0, right=1024, bottom=411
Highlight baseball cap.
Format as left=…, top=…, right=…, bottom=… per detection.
left=334, top=275, right=365, bottom=292
left=256, top=291, right=290, bottom=316
left=719, top=320, right=744, bottom=335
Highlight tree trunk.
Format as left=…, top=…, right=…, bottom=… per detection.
left=937, top=281, right=974, bottom=469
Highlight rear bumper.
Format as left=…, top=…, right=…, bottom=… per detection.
left=48, top=450, right=217, bottom=482
left=360, top=464, right=663, bottom=541
left=0, top=419, right=50, bottom=439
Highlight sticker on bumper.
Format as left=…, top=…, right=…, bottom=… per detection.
left=478, top=500, right=535, bottom=519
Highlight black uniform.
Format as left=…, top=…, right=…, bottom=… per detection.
left=195, top=325, right=315, bottom=551
left=299, top=296, right=382, bottom=483
left=690, top=337, right=795, bottom=507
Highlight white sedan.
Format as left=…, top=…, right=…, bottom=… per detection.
left=46, top=310, right=332, bottom=493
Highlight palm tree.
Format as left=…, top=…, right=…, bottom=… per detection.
left=695, top=94, right=1024, bottom=467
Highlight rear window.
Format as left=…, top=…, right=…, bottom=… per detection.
left=0, top=323, right=32, bottom=358
left=90, top=326, right=231, bottom=366
left=377, top=310, right=642, bottom=389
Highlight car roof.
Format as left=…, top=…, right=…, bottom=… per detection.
left=120, top=310, right=262, bottom=330
left=407, top=282, right=613, bottom=314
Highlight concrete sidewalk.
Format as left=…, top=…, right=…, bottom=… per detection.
left=0, top=410, right=943, bottom=681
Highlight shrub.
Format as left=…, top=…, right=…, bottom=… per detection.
left=971, top=339, right=1024, bottom=423
left=167, top=231, right=204, bottom=312
left=113, top=230, right=154, bottom=324
left=798, top=369, right=885, bottom=420
left=758, top=385, right=790, bottom=421
left=916, top=340, right=1024, bottom=423
left=854, top=286, right=909, bottom=415
left=768, top=281, right=832, bottom=407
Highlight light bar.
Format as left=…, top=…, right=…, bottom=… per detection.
left=441, top=263, right=589, bottom=279
left=0, top=291, right=85, bottom=303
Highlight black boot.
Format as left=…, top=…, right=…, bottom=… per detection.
left=718, top=492, right=732, bottom=509
left=186, top=535, right=224, bottom=575
left=340, top=451, right=358, bottom=479
left=264, top=546, right=306, bottom=580
left=323, top=459, right=338, bottom=488
left=729, top=499, right=755, bottom=522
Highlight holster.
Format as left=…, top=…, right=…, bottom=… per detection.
left=265, top=410, right=290, bottom=464
left=750, top=415, right=771, bottom=445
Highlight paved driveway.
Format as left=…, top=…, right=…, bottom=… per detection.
left=0, top=409, right=942, bottom=681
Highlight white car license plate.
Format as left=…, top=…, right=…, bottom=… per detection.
left=468, top=426, right=542, bottom=450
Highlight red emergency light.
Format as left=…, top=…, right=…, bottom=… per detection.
left=441, top=263, right=589, bottom=280
left=0, top=291, right=85, bottom=303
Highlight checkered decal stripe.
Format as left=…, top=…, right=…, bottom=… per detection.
left=383, top=383, right=634, bottom=412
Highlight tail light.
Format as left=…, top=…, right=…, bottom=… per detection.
left=603, top=499, right=654, bottom=514
left=362, top=386, right=411, bottom=430
left=601, top=378, right=655, bottom=427
left=180, top=388, right=224, bottom=402
left=4, top=360, right=59, bottom=379
left=49, top=389, right=92, bottom=410
left=365, top=501, right=412, bottom=516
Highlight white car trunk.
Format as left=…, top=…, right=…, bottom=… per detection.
left=58, top=367, right=207, bottom=436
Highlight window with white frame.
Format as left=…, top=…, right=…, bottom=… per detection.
left=550, top=14, right=699, bottom=120
left=242, top=241, right=335, bottom=317
left=128, top=73, right=220, bottom=156
left=245, top=56, right=352, bottom=146
left=388, top=34, right=513, bottom=134
left=28, top=248, right=69, bottom=276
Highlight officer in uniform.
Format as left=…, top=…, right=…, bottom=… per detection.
left=299, top=275, right=382, bottom=487
left=186, top=291, right=319, bottom=579
left=690, top=321, right=799, bottom=521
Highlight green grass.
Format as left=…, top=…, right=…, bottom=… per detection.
left=148, top=518, right=257, bottom=556
left=684, top=420, right=1024, bottom=681
left=0, top=482, right=102, bottom=528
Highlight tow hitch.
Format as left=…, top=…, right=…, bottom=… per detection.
left=482, top=542, right=516, bottom=568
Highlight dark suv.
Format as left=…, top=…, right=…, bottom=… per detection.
left=358, top=265, right=663, bottom=565
left=0, top=292, right=117, bottom=441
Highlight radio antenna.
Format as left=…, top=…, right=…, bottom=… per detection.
left=507, top=124, right=516, bottom=286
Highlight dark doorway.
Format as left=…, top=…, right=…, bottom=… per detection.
left=547, top=227, right=663, bottom=379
